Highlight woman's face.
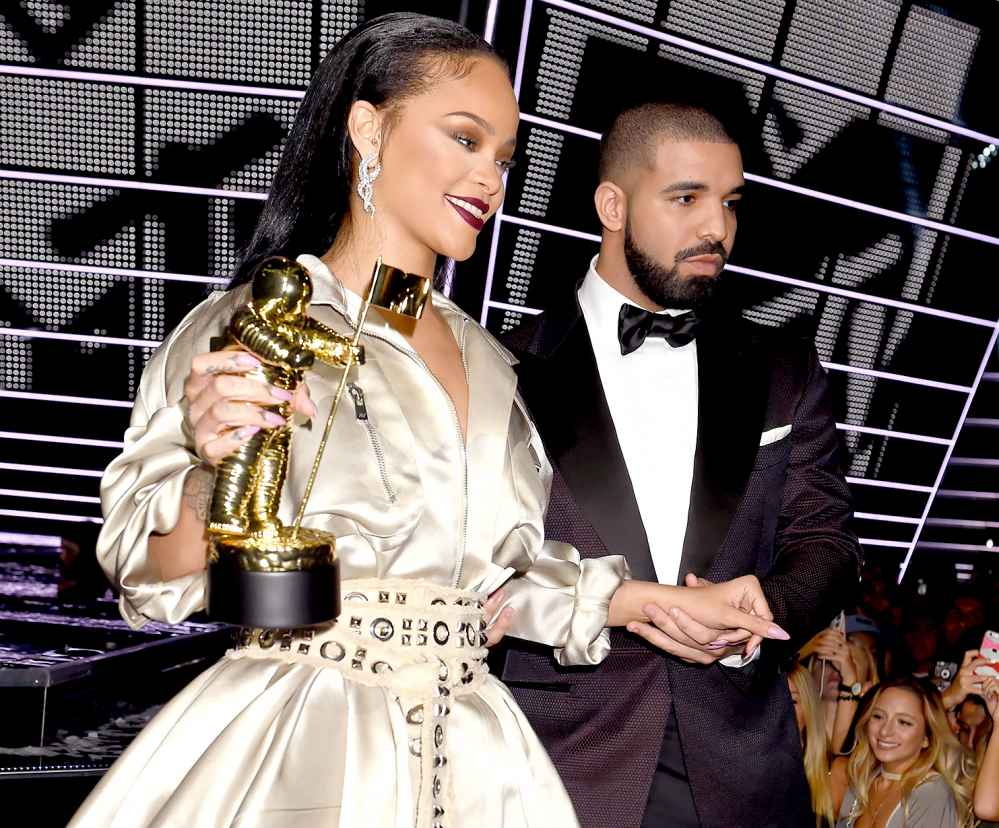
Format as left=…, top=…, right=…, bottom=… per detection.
left=374, top=57, right=518, bottom=263
left=866, top=688, right=927, bottom=769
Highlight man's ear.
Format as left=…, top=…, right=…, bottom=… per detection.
left=594, top=181, right=627, bottom=233
left=346, top=100, right=383, bottom=160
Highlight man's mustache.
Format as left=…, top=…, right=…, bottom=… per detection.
left=675, top=241, right=728, bottom=264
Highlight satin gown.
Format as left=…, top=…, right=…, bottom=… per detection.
left=69, top=255, right=628, bottom=828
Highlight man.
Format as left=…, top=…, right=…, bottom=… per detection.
left=500, top=103, right=861, bottom=827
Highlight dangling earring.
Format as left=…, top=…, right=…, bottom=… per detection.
left=356, top=151, right=382, bottom=216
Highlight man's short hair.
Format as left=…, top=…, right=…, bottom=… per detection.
left=598, top=102, right=736, bottom=183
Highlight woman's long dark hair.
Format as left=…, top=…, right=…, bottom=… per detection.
left=230, top=13, right=502, bottom=288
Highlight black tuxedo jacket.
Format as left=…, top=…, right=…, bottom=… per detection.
left=498, top=293, right=861, bottom=828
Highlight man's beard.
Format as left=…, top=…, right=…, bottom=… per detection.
left=624, top=221, right=727, bottom=311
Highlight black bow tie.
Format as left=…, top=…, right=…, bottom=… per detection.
left=618, top=304, right=700, bottom=355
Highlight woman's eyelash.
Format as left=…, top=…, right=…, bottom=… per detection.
left=453, top=132, right=517, bottom=170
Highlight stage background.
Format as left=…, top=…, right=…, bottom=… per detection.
left=1, top=0, right=997, bottom=589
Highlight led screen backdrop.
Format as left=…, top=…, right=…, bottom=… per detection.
left=1, top=0, right=997, bottom=582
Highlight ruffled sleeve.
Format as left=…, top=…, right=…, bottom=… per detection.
left=490, top=395, right=629, bottom=666
left=97, top=291, right=233, bottom=629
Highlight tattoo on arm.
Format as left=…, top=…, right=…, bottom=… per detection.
left=183, top=465, right=215, bottom=523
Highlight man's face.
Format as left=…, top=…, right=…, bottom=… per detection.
left=623, top=140, right=744, bottom=310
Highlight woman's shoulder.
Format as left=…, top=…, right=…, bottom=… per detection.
left=910, top=772, right=952, bottom=800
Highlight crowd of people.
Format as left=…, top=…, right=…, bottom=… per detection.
left=790, top=563, right=999, bottom=827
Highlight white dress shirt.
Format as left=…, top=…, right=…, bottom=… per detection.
left=577, top=256, right=698, bottom=586
left=578, top=257, right=756, bottom=667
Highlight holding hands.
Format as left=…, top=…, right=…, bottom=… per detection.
left=612, top=574, right=789, bottom=665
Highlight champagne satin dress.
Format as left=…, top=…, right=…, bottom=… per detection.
left=69, top=255, right=628, bottom=828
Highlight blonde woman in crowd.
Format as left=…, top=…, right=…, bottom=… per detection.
left=803, top=615, right=881, bottom=754
left=789, top=663, right=838, bottom=826
left=835, top=676, right=976, bottom=828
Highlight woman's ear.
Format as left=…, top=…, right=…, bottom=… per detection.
left=594, top=181, right=627, bottom=233
left=346, top=100, right=383, bottom=160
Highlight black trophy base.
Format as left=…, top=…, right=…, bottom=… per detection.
left=207, top=555, right=341, bottom=629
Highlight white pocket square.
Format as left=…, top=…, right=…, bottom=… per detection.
left=759, top=424, right=792, bottom=446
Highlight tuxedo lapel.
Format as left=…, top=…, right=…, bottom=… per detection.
left=518, top=310, right=657, bottom=582
left=677, top=320, right=771, bottom=583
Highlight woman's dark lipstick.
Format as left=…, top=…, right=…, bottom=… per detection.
left=445, top=194, right=487, bottom=231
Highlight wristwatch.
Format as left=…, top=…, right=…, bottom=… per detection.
left=838, top=681, right=862, bottom=701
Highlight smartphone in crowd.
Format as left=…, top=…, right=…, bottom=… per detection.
left=974, top=630, right=999, bottom=679
left=933, top=660, right=959, bottom=691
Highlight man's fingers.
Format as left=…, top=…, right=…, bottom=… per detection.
left=658, top=606, right=730, bottom=648
left=627, top=621, right=714, bottom=665
left=484, top=607, right=514, bottom=647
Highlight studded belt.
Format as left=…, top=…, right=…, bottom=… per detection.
left=227, top=578, right=490, bottom=828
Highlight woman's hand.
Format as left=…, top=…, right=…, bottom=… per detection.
left=942, top=649, right=987, bottom=709
left=482, top=588, right=514, bottom=647
left=811, top=628, right=859, bottom=685
left=183, top=350, right=318, bottom=464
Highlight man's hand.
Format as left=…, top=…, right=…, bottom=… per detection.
left=625, top=575, right=788, bottom=665
left=482, top=588, right=515, bottom=648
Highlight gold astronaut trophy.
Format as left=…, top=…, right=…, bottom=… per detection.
left=206, top=255, right=431, bottom=629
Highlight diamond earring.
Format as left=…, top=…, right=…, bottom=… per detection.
left=356, top=151, right=382, bottom=216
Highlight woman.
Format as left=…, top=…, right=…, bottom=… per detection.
left=804, top=623, right=879, bottom=754
left=789, top=663, right=837, bottom=826
left=836, top=677, right=975, bottom=828
left=70, top=14, right=782, bottom=828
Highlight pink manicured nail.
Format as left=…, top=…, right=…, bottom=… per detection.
left=264, top=411, right=286, bottom=426
left=768, top=624, right=791, bottom=641
left=236, top=426, right=260, bottom=440
left=269, top=386, right=293, bottom=401
left=707, top=640, right=729, bottom=649
left=235, top=353, right=260, bottom=367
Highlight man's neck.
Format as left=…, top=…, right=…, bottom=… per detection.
left=595, top=243, right=662, bottom=312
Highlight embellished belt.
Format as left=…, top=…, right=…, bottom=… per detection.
left=227, top=578, right=490, bottom=828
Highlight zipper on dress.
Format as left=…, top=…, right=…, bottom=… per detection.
left=348, top=382, right=397, bottom=503
left=450, top=318, right=470, bottom=590
left=334, top=308, right=469, bottom=584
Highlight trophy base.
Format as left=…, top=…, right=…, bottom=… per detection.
left=207, top=528, right=340, bottom=629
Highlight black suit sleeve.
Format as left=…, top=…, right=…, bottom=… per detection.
left=760, top=344, right=861, bottom=662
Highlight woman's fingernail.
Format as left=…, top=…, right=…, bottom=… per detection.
left=270, top=386, right=293, bottom=401
left=235, top=353, right=260, bottom=367
left=236, top=425, right=260, bottom=440
left=264, top=411, right=286, bottom=426
left=768, top=624, right=791, bottom=641
left=708, top=640, right=729, bottom=649
left=627, top=623, right=638, bottom=633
